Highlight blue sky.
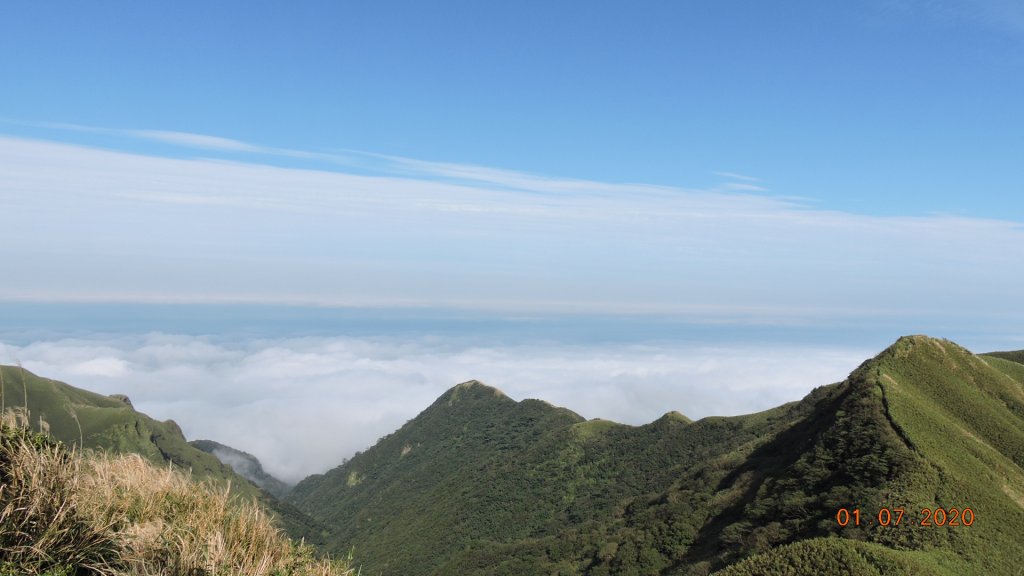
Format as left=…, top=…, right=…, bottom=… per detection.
left=2, top=0, right=1023, bottom=339
left=3, top=0, right=1024, bottom=217
left=2, top=1, right=1024, bottom=474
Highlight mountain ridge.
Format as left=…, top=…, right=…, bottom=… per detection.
left=286, top=335, right=1024, bottom=575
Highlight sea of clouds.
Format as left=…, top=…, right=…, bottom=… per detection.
left=1, top=333, right=870, bottom=484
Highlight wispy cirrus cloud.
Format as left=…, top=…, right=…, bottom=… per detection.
left=3, top=120, right=269, bottom=154
left=5, top=119, right=767, bottom=198
left=720, top=182, right=769, bottom=193
left=0, top=127, right=1022, bottom=328
left=128, top=130, right=269, bottom=153
left=880, top=0, right=1024, bottom=35
left=713, top=171, right=769, bottom=193
left=713, top=171, right=761, bottom=182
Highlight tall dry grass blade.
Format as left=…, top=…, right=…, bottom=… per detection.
left=16, top=361, right=28, bottom=431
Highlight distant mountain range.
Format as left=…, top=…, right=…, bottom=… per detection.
left=5, top=334, right=1023, bottom=575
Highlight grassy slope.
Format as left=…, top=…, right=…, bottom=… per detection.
left=0, top=365, right=327, bottom=545
left=0, top=365, right=252, bottom=496
left=981, top=350, right=1024, bottom=365
left=714, top=537, right=955, bottom=576
left=713, top=336, right=1024, bottom=575
left=868, top=337, right=1024, bottom=575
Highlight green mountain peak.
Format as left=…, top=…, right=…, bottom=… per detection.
left=656, top=409, right=692, bottom=424
left=888, top=333, right=969, bottom=353
left=440, top=379, right=509, bottom=404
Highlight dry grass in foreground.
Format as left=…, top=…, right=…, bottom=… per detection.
left=0, top=426, right=354, bottom=576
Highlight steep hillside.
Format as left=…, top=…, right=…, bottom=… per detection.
left=192, top=439, right=292, bottom=499
left=288, top=337, right=1024, bottom=575
left=982, top=349, right=1024, bottom=365
left=716, top=336, right=1024, bottom=575
left=0, top=364, right=245, bottom=492
left=0, top=365, right=324, bottom=544
left=865, top=337, right=1024, bottom=574
left=289, top=380, right=588, bottom=573
left=287, top=380, right=820, bottom=574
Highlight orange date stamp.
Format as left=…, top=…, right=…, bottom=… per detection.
left=835, top=507, right=975, bottom=527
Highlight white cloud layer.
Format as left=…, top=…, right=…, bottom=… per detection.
left=0, top=334, right=871, bottom=484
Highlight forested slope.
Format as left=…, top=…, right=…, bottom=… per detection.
left=288, top=337, right=1024, bottom=575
